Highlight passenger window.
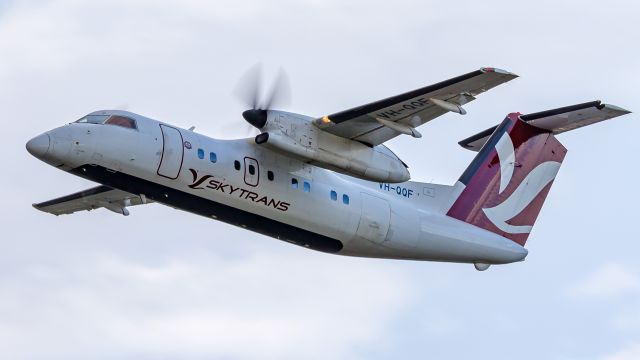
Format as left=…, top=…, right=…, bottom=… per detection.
left=104, top=115, right=137, bottom=129
left=267, top=171, right=274, bottom=181
left=342, top=194, right=350, bottom=205
left=248, top=164, right=256, bottom=175
left=234, top=160, right=241, bottom=170
left=210, top=152, right=217, bottom=163
left=291, top=178, right=298, bottom=189
left=197, top=148, right=205, bottom=159
left=330, top=190, right=337, bottom=201
left=303, top=181, right=311, bottom=193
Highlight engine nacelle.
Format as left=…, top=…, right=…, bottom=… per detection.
left=255, top=111, right=410, bottom=183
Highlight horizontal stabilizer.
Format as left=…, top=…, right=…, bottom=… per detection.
left=33, top=185, right=150, bottom=216
left=459, top=101, right=631, bottom=151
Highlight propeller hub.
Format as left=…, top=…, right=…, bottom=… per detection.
left=242, top=109, right=268, bottom=129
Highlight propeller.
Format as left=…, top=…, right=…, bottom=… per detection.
left=235, top=64, right=291, bottom=131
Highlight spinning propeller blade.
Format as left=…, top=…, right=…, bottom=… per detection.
left=235, top=64, right=291, bottom=130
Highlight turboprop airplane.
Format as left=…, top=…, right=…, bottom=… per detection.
left=26, top=67, right=630, bottom=270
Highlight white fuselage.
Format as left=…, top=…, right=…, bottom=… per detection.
left=34, top=110, right=527, bottom=265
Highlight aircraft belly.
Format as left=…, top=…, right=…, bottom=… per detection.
left=70, top=164, right=344, bottom=253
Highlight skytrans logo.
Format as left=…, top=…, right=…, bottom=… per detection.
left=481, top=132, right=561, bottom=234
left=188, top=169, right=290, bottom=212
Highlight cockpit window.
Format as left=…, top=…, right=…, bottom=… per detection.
left=75, top=114, right=109, bottom=124
left=75, top=114, right=137, bottom=130
left=104, top=115, right=137, bottom=129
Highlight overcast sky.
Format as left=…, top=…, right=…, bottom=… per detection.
left=1, top=0, right=639, bottom=359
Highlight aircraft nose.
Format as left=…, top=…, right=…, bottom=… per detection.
left=26, top=133, right=50, bottom=159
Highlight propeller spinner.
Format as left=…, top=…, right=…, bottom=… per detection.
left=235, top=64, right=290, bottom=130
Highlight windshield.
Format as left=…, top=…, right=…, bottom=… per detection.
left=104, top=115, right=137, bottom=129
left=75, top=114, right=137, bottom=130
left=75, top=114, right=109, bottom=124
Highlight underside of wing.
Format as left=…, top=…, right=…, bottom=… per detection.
left=315, top=67, right=518, bottom=146
left=33, top=185, right=150, bottom=216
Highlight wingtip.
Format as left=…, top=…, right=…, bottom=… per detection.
left=32, top=203, right=48, bottom=213
left=481, top=67, right=518, bottom=78
left=602, top=103, right=632, bottom=114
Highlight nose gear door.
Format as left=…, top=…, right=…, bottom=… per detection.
left=157, top=124, right=184, bottom=179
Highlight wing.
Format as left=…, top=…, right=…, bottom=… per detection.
left=314, top=67, right=518, bottom=146
left=33, top=185, right=150, bottom=216
left=458, top=100, right=632, bottom=151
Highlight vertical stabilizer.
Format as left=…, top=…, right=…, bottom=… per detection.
left=447, top=113, right=567, bottom=246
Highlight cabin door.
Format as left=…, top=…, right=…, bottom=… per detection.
left=157, top=124, right=184, bottom=179
left=243, top=157, right=260, bottom=187
left=356, top=193, right=391, bottom=244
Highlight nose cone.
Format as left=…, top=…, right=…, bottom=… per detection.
left=26, top=133, right=50, bottom=159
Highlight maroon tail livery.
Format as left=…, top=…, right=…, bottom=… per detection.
left=448, top=113, right=567, bottom=246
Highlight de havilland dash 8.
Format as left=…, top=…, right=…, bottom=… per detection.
left=26, top=67, right=630, bottom=271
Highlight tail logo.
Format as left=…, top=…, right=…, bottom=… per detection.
left=482, top=132, right=561, bottom=234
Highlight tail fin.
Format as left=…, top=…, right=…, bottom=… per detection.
left=447, top=101, right=630, bottom=246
